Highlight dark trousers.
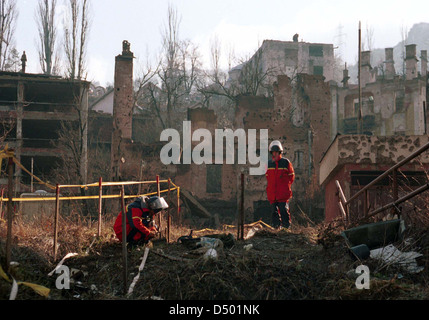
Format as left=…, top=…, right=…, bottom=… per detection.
left=271, top=202, right=291, bottom=228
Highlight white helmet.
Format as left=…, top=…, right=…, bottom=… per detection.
left=269, top=140, right=283, bottom=153
left=146, top=196, right=169, bottom=213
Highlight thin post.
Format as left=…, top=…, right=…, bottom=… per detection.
left=177, top=187, right=180, bottom=225
left=240, top=173, right=245, bottom=240
left=30, top=157, right=34, bottom=193
left=358, top=20, right=362, bottom=134
left=138, top=160, right=144, bottom=195
left=6, top=157, right=14, bottom=271
left=97, top=177, right=103, bottom=237
left=363, top=189, right=368, bottom=218
left=53, top=184, right=60, bottom=261
left=0, top=188, right=4, bottom=221
left=167, top=178, right=171, bottom=244
left=120, top=185, right=128, bottom=295
left=156, top=175, right=161, bottom=238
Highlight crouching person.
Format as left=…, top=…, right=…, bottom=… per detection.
left=113, top=195, right=169, bottom=246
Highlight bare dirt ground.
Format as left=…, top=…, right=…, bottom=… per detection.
left=1, top=216, right=429, bottom=300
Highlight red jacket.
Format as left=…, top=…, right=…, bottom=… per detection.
left=266, top=156, right=295, bottom=204
left=113, top=202, right=156, bottom=243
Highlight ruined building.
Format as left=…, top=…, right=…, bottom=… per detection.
left=321, top=44, right=429, bottom=221
left=229, top=39, right=336, bottom=94
left=330, top=45, right=428, bottom=139
left=0, top=68, right=90, bottom=192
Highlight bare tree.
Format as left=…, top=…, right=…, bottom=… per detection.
left=201, top=41, right=277, bottom=105
left=138, top=4, right=202, bottom=128
left=63, top=0, right=91, bottom=80
left=0, top=0, right=18, bottom=71
left=36, top=0, right=58, bottom=75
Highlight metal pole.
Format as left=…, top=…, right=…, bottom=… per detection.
left=366, top=183, right=429, bottom=219
left=240, top=173, right=245, bottom=240
left=120, top=185, right=128, bottom=295
left=358, top=21, right=362, bottom=134
left=30, top=157, right=34, bottom=193
left=6, top=157, right=14, bottom=271
left=53, top=184, right=60, bottom=261
left=98, top=177, right=103, bottom=237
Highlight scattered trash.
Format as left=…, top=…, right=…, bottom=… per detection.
left=346, top=269, right=359, bottom=280
left=245, top=228, right=258, bottom=240
left=9, top=262, right=19, bottom=267
left=204, top=248, right=218, bottom=260
left=341, top=219, right=402, bottom=249
left=197, top=237, right=223, bottom=249
left=48, top=252, right=78, bottom=277
left=370, top=244, right=424, bottom=274
left=150, top=296, right=164, bottom=300
left=70, top=268, right=88, bottom=281
left=127, top=247, right=150, bottom=297
left=244, top=244, right=253, bottom=251
left=349, top=244, right=370, bottom=260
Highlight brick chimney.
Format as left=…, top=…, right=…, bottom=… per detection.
left=405, top=44, right=418, bottom=80
left=111, top=40, right=134, bottom=180
left=384, top=48, right=395, bottom=79
left=421, top=50, right=427, bottom=77
left=361, top=51, right=375, bottom=86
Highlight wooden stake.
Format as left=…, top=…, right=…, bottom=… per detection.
left=156, top=175, right=161, bottom=238
left=0, top=188, right=4, bottom=221
left=53, top=184, right=60, bottom=261
left=97, top=177, right=102, bottom=237
left=120, top=185, right=128, bottom=295
left=6, top=157, right=14, bottom=271
left=240, top=173, right=245, bottom=241
left=177, top=187, right=180, bottom=225
left=167, top=178, right=171, bottom=244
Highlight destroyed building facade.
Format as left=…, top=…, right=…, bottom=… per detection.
left=0, top=70, right=90, bottom=191
left=330, top=45, right=428, bottom=139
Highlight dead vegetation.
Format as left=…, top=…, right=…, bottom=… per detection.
left=1, top=211, right=429, bottom=300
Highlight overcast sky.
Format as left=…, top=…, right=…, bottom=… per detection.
left=15, top=0, right=429, bottom=86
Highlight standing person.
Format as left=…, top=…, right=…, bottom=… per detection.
left=265, top=140, right=295, bottom=229
left=113, top=195, right=169, bottom=246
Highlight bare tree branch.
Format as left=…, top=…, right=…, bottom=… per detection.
left=64, top=0, right=91, bottom=80
left=0, top=0, right=18, bottom=71
left=36, top=0, right=58, bottom=75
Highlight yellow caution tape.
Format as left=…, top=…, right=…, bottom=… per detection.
left=0, top=265, right=50, bottom=298
left=1, top=187, right=178, bottom=202
left=13, top=158, right=56, bottom=190
left=193, top=228, right=218, bottom=233
left=59, top=180, right=170, bottom=189
left=0, top=265, right=10, bottom=282
left=18, top=281, right=50, bottom=297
